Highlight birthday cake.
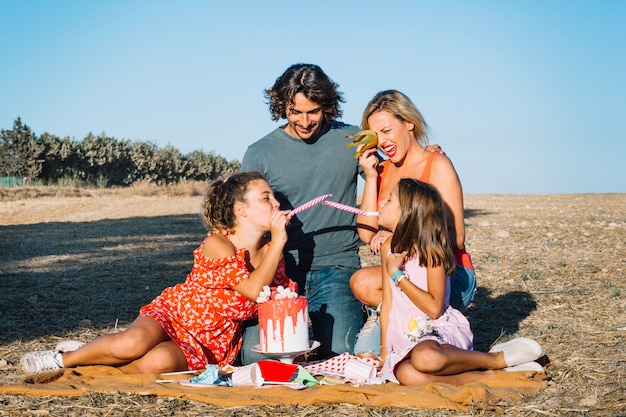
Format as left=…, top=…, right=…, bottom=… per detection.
left=257, top=284, right=309, bottom=353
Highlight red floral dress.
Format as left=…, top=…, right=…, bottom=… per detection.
left=139, top=238, right=291, bottom=369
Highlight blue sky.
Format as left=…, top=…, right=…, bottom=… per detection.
left=1, top=0, right=624, bottom=194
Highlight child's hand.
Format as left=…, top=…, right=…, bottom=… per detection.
left=370, top=230, right=392, bottom=254
left=378, top=346, right=388, bottom=370
left=386, top=250, right=407, bottom=276
left=269, top=210, right=290, bottom=245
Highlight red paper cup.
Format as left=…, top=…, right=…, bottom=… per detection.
left=257, top=360, right=299, bottom=382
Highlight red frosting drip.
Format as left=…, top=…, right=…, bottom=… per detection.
left=258, top=297, right=307, bottom=352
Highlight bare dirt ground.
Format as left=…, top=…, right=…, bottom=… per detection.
left=0, top=187, right=624, bottom=416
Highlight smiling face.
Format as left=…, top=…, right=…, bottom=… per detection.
left=377, top=183, right=402, bottom=231
left=283, top=92, right=325, bottom=140
left=367, top=110, right=415, bottom=163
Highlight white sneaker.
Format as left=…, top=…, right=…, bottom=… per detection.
left=55, top=340, right=85, bottom=353
left=489, top=337, right=543, bottom=367
left=505, top=361, right=544, bottom=373
left=357, top=304, right=380, bottom=338
left=21, top=350, right=64, bottom=374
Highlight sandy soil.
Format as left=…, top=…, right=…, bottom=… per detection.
left=0, top=189, right=624, bottom=416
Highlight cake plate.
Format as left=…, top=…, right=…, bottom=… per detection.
left=251, top=340, right=320, bottom=364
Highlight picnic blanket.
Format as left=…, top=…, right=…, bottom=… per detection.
left=1, top=357, right=547, bottom=411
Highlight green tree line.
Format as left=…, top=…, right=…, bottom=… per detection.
left=0, top=117, right=240, bottom=187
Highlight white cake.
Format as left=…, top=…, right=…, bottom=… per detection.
left=257, top=286, right=309, bottom=353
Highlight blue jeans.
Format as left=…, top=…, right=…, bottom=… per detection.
left=449, top=265, right=477, bottom=312
left=353, top=265, right=477, bottom=356
left=239, top=266, right=363, bottom=365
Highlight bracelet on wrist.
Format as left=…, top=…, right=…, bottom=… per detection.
left=390, top=270, right=403, bottom=283
left=394, top=274, right=406, bottom=287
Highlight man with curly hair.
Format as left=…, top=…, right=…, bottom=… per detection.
left=240, top=64, right=363, bottom=362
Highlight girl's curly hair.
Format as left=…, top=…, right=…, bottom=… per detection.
left=202, top=171, right=266, bottom=233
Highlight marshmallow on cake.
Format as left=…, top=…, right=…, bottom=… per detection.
left=257, top=283, right=309, bottom=353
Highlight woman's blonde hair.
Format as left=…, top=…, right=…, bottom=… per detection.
left=361, top=90, right=429, bottom=146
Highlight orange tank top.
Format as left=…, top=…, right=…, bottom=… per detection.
left=377, top=154, right=435, bottom=204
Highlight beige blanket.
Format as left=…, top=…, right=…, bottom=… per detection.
left=1, top=365, right=547, bottom=411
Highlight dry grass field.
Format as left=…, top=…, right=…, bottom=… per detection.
left=0, top=185, right=624, bottom=416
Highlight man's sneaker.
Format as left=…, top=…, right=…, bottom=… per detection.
left=21, top=350, right=64, bottom=374
left=357, top=303, right=381, bottom=338
left=357, top=307, right=380, bottom=338
left=354, top=304, right=382, bottom=358
left=55, top=340, right=85, bottom=353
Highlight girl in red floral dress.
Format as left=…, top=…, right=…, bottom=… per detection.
left=21, top=171, right=293, bottom=374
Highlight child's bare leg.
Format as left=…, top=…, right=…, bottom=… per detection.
left=395, top=340, right=507, bottom=385
left=119, top=340, right=188, bottom=374
left=62, top=317, right=171, bottom=368
left=350, top=265, right=383, bottom=308
left=413, top=341, right=507, bottom=373
left=396, top=360, right=495, bottom=385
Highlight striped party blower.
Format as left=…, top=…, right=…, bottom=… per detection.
left=289, top=194, right=333, bottom=216
left=322, top=200, right=378, bottom=216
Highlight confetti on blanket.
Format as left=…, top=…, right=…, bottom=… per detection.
left=1, top=355, right=547, bottom=411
